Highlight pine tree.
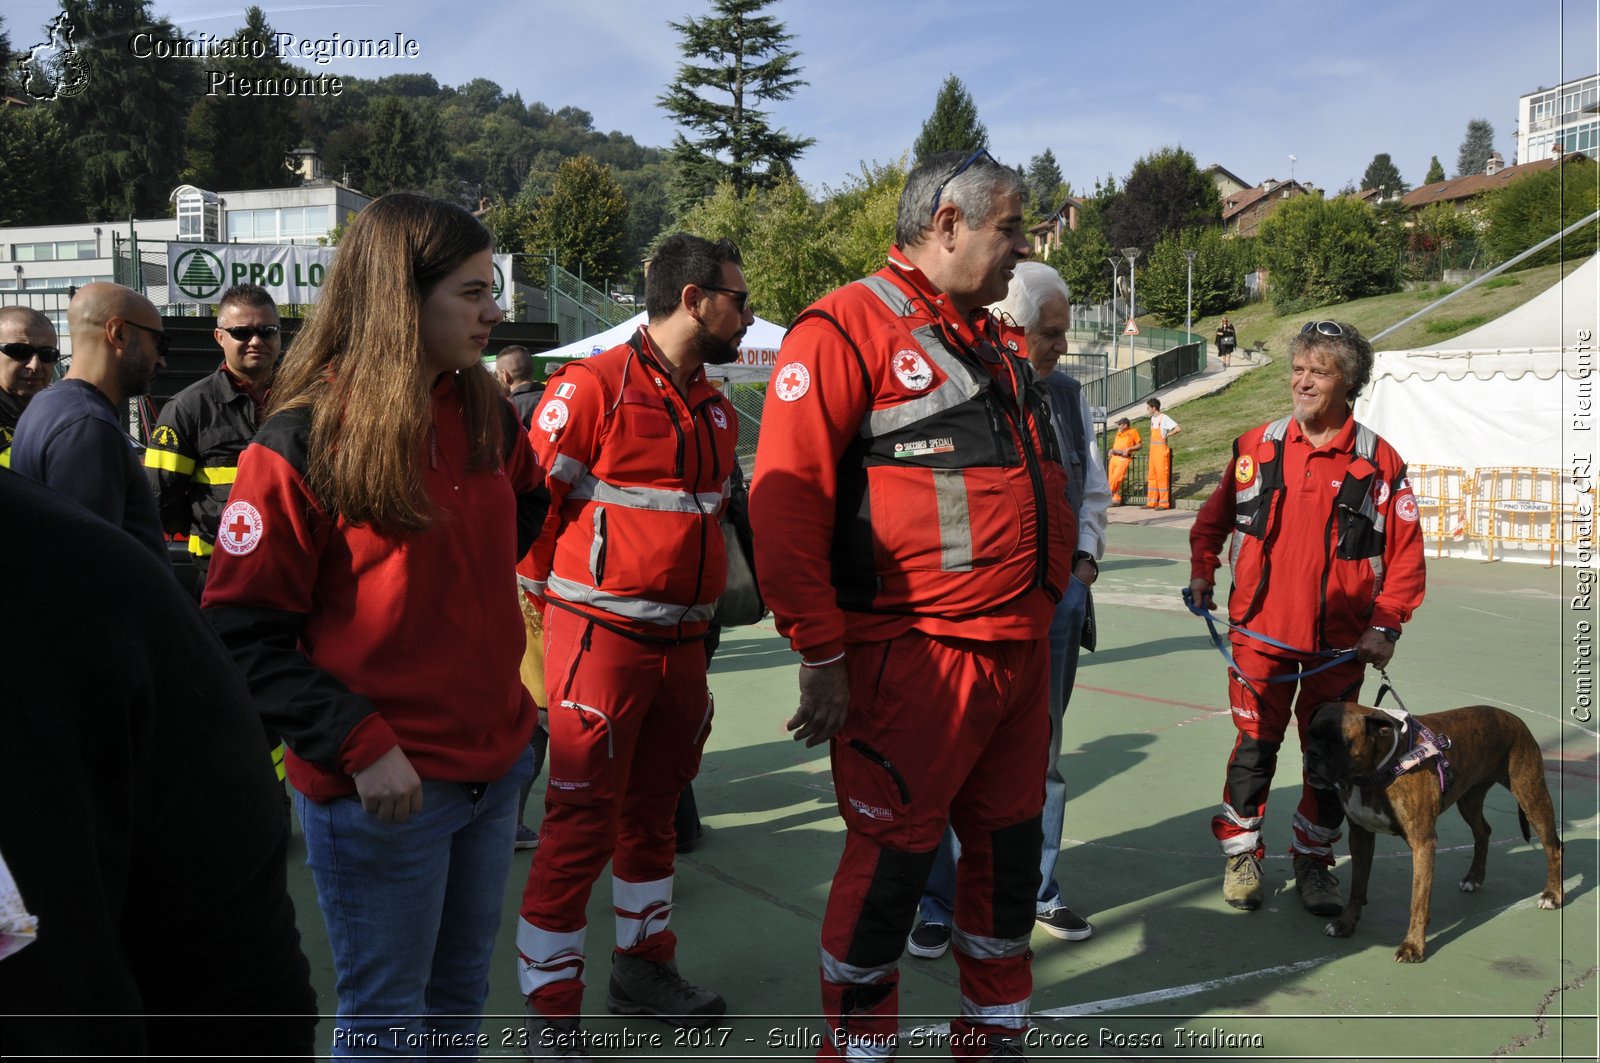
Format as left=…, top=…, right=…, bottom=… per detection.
left=1457, top=119, right=1496, bottom=178
left=363, top=97, right=428, bottom=196
left=659, top=0, right=814, bottom=213
left=1360, top=153, right=1408, bottom=195
left=183, top=7, right=302, bottom=192
left=1026, top=149, right=1065, bottom=218
left=1423, top=155, right=1446, bottom=185
left=53, top=0, right=201, bottom=219
left=912, top=75, right=987, bottom=163
left=527, top=155, right=632, bottom=284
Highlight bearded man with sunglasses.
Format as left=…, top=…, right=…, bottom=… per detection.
left=12, top=282, right=169, bottom=566
left=144, top=284, right=283, bottom=597
left=1188, top=320, right=1425, bottom=916
left=751, top=150, right=1074, bottom=1061
left=0, top=306, right=59, bottom=469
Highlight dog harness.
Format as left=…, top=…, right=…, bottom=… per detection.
left=1356, top=705, right=1455, bottom=793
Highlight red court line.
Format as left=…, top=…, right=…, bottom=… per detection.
left=1076, top=683, right=1221, bottom=714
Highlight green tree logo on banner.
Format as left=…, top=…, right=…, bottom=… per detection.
left=492, top=261, right=505, bottom=300
left=175, top=248, right=226, bottom=300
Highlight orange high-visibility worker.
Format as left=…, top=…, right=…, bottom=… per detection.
left=1106, top=417, right=1141, bottom=505
left=1144, top=397, right=1180, bottom=509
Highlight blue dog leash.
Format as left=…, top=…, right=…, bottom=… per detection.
left=1181, top=586, right=1358, bottom=685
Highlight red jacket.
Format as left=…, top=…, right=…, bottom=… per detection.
left=1190, top=413, right=1425, bottom=653
left=518, top=329, right=739, bottom=642
left=203, top=375, right=546, bottom=801
left=750, top=252, right=1076, bottom=663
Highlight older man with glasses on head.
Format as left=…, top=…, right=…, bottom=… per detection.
left=146, top=283, right=283, bottom=598
left=0, top=305, right=60, bottom=469
left=11, top=282, right=169, bottom=566
left=751, top=149, right=1073, bottom=1061
left=1188, top=320, right=1425, bottom=917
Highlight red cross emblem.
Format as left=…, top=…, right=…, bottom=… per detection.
left=218, top=500, right=263, bottom=557
left=776, top=361, right=811, bottom=402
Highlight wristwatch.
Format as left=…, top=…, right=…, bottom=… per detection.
left=1073, top=551, right=1099, bottom=576
left=1370, top=626, right=1401, bottom=642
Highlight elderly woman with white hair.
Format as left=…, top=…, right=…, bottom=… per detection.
left=908, top=260, right=1111, bottom=959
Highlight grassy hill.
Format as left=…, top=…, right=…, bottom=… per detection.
left=1127, top=258, right=1589, bottom=501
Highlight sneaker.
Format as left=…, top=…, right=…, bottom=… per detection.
left=906, top=920, right=951, bottom=959
left=1294, top=854, right=1344, bottom=917
left=1222, top=852, right=1263, bottom=911
left=985, top=1034, right=1029, bottom=1059
left=606, top=953, right=725, bottom=1028
left=515, top=824, right=540, bottom=851
left=522, top=1009, right=593, bottom=1062
left=1035, top=906, right=1094, bottom=941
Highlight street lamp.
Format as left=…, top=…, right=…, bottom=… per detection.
left=1183, top=248, right=1197, bottom=345
left=1121, top=247, right=1141, bottom=349
left=1106, top=256, right=1121, bottom=366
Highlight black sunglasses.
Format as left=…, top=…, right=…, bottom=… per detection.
left=930, top=148, right=997, bottom=218
left=221, top=325, right=281, bottom=342
left=0, top=341, right=60, bottom=364
left=123, top=319, right=171, bottom=357
left=1300, top=321, right=1345, bottom=338
left=701, top=285, right=750, bottom=312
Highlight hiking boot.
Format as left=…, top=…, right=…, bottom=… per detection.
left=522, top=1008, right=593, bottom=1062
left=514, top=824, right=540, bottom=851
left=1294, top=854, right=1344, bottom=917
left=1035, top=906, right=1094, bottom=941
left=607, top=953, right=725, bottom=1028
left=906, top=920, right=951, bottom=959
left=985, top=1034, right=1029, bottom=1059
left=1222, top=853, right=1263, bottom=911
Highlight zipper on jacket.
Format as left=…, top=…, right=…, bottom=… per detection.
left=561, top=699, right=615, bottom=759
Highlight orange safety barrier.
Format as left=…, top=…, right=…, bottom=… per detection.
left=1470, top=466, right=1573, bottom=566
left=1407, top=465, right=1470, bottom=557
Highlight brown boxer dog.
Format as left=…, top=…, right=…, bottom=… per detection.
left=1304, top=701, right=1563, bottom=963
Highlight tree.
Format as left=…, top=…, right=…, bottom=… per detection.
left=1457, top=119, right=1496, bottom=178
left=1423, top=155, right=1446, bottom=185
left=1483, top=157, right=1599, bottom=267
left=1139, top=227, right=1251, bottom=327
left=1101, top=146, right=1221, bottom=255
left=659, top=0, right=814, bottom=212
left=183, top=7, right=302, bottom=192
left=912, top=75, right=987, bottom=163
left=1026, top=149, right=1066, bottom=221
left=527, top=155, right=632, bottom=284
left=1257, top=194, right=1399, bottom=311
left=362, top=97, right=430, bottom=196
left=53, top=0, right=201, bottom=219
left=0, top=106, right=80, bottom=225
left=1360, top=153, right=1408, bottom=196
left=819, top=158, right=906, bottom=282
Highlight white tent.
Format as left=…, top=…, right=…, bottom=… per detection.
left=539, top=311, right=786, bottom=383
left=1353, top=253, right=1597, bottom=563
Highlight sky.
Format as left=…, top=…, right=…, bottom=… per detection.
left=8, top=0, right=1600, bottom=198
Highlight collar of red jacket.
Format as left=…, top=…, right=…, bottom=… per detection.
left=1285, top=410, right=1357, bottom=453
left=883, top=246, right=1002, bottom=351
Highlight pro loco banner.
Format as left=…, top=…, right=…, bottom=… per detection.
left=167, top=243, right=514, bottom=310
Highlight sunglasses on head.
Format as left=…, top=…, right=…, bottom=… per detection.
left=123, top=319, right=171, bottom=357
left=1, top=342, right=60, bottom=364
left=930, top=148, right=998, bottom=218
left=700, top=285, right=750, bottom=312
left=221, top=325, right=281, bottom=342
left=1300, top=321, right=1345, bottom=338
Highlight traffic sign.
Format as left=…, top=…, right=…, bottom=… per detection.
left=1124, top=319, right=1139, bottom=335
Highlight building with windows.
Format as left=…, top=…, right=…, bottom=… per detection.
left=1517, top=73, right=1600, bottom=164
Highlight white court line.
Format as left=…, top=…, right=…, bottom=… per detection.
left=1458, top=605, right=1517, bottom=620
left=1038, top=957, right=1333, bottom=1017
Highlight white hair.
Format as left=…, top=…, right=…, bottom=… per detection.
left=991, top=261, right=1069, bottom=330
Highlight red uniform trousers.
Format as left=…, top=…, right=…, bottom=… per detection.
left=820, top=630, right=1048, bottom=1062
left=515, top=605, right=712, bottom=1018
left=1210, top=639, right=1364, bottom=866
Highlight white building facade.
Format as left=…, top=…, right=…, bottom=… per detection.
left=1518, top=73, right=1600, bottom=163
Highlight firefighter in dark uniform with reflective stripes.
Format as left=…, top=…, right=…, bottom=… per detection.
left=144, top=284, right=285, bottom=783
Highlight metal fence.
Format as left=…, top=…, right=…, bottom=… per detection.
left=521, top=255, right=635, bottom=345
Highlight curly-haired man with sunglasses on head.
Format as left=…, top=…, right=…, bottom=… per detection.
left=0, top=305, right=59, bottom=469
left=1189, top=319, right=1425, bottom=918
left=145, top=283, right=283, bottom=598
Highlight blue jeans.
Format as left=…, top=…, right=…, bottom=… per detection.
left=919, top=575, right=1088, bottom=923
left=297, top=745, right=535, bottom=1058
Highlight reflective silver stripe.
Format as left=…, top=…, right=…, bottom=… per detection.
left=833, top=1032, right=897, bottom=1062
left=588, top=508, right=606, bottom=581
left=613, top=874, right=674, bottom=950
left=546, top=574, right=717, bottom=625
left=933, top=469, right=973, bottom=572
left=818, top=945, right=896, bottom=987
left=517, top=574, right=545, bottom=596
left=1218, top=804, right=1263, bottom=831
left=958, top=993, right=1029, bottom=1030
left=1264, top=416, right=1291, bottom=442
left=514, top=918, right=587, bottom=998
left=951, top=925, right=1030, bottom=960
left=549, top=452, right=588, bottom=485
left=1293, top=811, right=1342, bottom=843
left=569, top=476, right=721, bottom=513
left=853, top=276, right=983, bottom=439
left=1235, top=478, right=1264, bottom=505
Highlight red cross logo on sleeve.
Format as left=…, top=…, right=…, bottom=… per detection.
left=776, top=361, right=811, bottom=402
left=218, top=500, right=264, bottom=556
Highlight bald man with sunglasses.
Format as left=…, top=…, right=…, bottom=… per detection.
left=0, top=306, right=60, bottom=469
left=145, top=284, right=283, bottom=598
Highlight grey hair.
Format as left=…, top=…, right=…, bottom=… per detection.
left=992, top=262, right=1070, bottom=331
left=895, top=150, right=1026, bottom=249
left=1290, top=321, right=1374, bottom=401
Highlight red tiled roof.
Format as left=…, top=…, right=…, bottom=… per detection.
left=1400, top=155, right=1589, bottom=209
left=1222, top=180, right=1306, bottom=222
